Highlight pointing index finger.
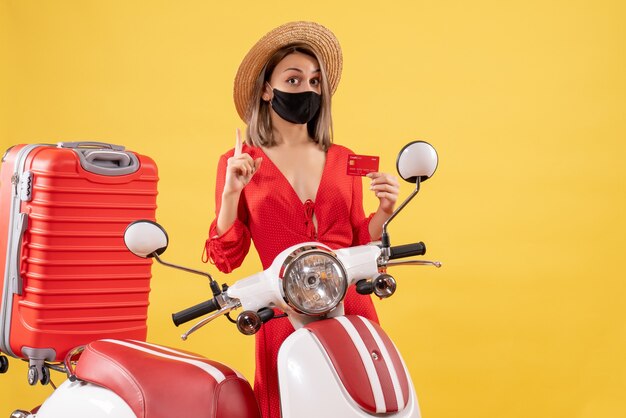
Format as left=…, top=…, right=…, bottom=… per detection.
left=235, top=128, right=242, bottom=156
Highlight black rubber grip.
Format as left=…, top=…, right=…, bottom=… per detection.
left=172, top=298, right=219, bottom=327
left=389, top=242, right=426, bottom=259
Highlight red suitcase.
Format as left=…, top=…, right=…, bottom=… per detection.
left=0, top=142, right=158, bottom=384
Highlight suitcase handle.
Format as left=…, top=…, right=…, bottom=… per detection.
left=57, top=142, right=141, bottom=176
left=10, top=213, right=28, bottom=296
left=78, top=150, right=140, bottom=176
left=57, top=141, right=125, bottom=151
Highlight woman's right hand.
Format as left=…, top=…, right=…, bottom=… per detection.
left=223, top=129, right=263, bottom=196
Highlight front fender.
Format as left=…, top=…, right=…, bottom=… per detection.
left=277, top=315, right=420, bottom=418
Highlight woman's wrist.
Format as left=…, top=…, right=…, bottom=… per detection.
left=377, top=203, right=395, bottom=217
left=217, top=190, right=242, bottom=236
left=368, top=205, right=396, bottom=240
left=222, top=186, right=242, bottom=200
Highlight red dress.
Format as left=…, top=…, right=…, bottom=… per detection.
left=204, top=143, right=379, bottom=418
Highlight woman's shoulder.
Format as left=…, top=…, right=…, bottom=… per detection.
left=328, top=143, right=354, bottom=156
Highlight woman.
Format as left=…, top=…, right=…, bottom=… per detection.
left=204, top=21, right=400, bottom=418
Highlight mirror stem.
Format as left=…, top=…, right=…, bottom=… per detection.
left=153, top=254, right=222, bottom=296
left=381, top=179, right=421, bottom=249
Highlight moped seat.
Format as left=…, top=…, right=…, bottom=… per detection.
left=74, top=339, right=261, bottom=418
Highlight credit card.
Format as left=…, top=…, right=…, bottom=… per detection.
left=347, top=154, right=380, bottom=176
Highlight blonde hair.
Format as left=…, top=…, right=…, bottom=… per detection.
left=245, top=44, right=333, bottom=151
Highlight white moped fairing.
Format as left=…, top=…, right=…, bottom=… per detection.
left=227, top=243, right=382, bottom=329
left=34, top=380, right=135, bottom=418
left=278, top=316, right=420, bottom=418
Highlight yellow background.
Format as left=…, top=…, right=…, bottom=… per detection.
left=1, top=0, right=625, bottom=417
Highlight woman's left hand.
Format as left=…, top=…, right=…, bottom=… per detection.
left=367, top=172, right=400, bottom=215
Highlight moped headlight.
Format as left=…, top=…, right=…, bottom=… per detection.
left=281, top=247, right=347, bottom=316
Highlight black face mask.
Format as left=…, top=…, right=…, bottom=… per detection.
left=269, top=86, right=321, bottom=125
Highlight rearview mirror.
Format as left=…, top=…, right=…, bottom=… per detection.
left=124, top=220, right=169, bottom=258
left=396, top=141, right=438, bottom=183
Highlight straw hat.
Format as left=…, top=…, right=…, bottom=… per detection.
left=233, top=21, right=343, bottom=122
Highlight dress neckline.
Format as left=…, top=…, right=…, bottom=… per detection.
left=257, top=144, right=332, bottom=207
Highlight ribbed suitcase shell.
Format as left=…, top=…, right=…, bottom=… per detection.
left=0, top=143, right=158, bottom=366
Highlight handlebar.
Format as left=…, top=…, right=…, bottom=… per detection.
left=172, top=298, right=219, bottom=327
left=388, top=242, right=426, bottom=259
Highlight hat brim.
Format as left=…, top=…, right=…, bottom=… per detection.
left=233, top=21, right=342, bottom=122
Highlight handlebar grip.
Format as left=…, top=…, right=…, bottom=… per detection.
left=172, top=298, right=219, bottom=327
left=389, top=242, right=426, bottom=259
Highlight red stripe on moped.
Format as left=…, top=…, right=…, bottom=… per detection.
left=306, top=315, right=409, bottom=414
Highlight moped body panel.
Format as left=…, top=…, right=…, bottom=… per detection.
left=278, top=315, right=421, bottom=418
left=34, top=379, right=136, bottom=418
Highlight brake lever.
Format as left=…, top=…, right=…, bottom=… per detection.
left=181, top=301, right=241, bottom=341
left=386, top=259, right=442, bottom=268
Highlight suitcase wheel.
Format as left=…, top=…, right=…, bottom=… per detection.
left=40, top=366, right=50, bottom=385
left=0, top=355, right=8, bottom=373
left=27, top=361, right=51, bottom=385
left=27, top=365, right=38, bottom=386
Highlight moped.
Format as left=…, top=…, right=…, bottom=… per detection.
left=11, top=141, right=441, bottom=418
